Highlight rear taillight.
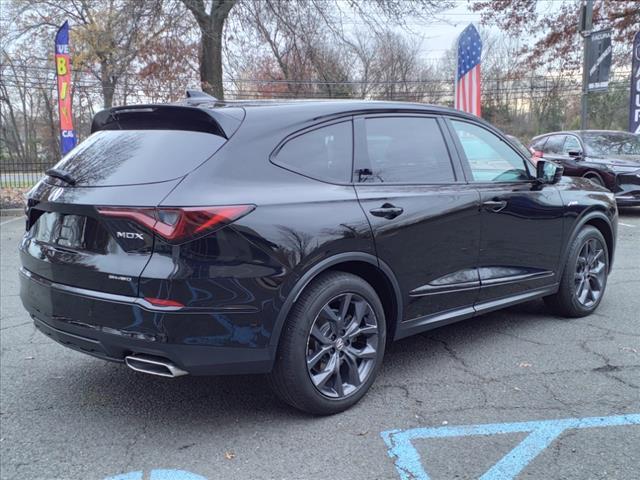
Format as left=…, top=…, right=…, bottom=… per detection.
left=97, top=205, right=254, bottom=244
left=144, top=297, right=184, bottom=308
left=532, top=150, right=544, bottom=158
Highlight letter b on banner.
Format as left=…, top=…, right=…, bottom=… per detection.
left=56, top=56, right=67, bottom=76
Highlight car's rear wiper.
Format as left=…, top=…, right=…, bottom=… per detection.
left=46, top=168, right=77, bottom=185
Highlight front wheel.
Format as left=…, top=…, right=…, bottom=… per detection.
left=269, top=271, right=386, bottom=415
left=544, top=225, right=609, bottom=317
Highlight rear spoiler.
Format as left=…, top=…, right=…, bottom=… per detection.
left=91, top=103, right=245, bottom=139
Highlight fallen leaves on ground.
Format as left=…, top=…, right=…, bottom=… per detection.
left=0, top=187, right=28, bottom=209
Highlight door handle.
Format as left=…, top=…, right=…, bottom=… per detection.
left=370, top=203, right=404, bottom=219
left=482, top=199, right=508, bottom=212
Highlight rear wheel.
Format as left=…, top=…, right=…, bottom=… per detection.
left=544, top=225, right=608, bottom=317
left=269, top=271, right=386, bottom=415
left=584, top=173, right=604, bottom=187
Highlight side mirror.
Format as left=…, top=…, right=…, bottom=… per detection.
left=567, top=150, right=583, bottom=159
left=536, top=159, right=564, bottom=184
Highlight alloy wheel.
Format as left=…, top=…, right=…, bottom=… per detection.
left=306, top=293, right=379, bottom=399
left=574, top=238, right=606, bottom=308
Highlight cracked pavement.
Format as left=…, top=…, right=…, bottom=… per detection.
left=1, top=209, right=639, bottom=480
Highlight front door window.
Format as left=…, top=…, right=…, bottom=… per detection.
left=451, top=120, right=531, bottom=182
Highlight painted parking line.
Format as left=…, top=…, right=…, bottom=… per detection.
left=619, top=222, right=636, bottom=227
left=104, top=470, right=207, bottom=480
left=0, top=216, right=22, bottom=227
left=381, top=413, right=640, bottom=480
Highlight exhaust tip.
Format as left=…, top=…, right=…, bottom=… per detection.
left=125, top=354, right=188, bottom=378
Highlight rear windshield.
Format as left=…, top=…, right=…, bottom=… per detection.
left=48, top=130, right=226, bottom=187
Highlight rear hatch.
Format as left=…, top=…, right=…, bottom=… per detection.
left=21, top=104, right=243, bottom=297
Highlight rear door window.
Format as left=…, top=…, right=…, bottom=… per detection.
left=358, top=117, right=455, bottom=183
left=530, top=137, right=548, bottom=151
left=543, top=135, right=566, bottom=154
left=273, top=121, right=353, bottom=183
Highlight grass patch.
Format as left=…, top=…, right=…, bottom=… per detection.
left=0, top=179, right=37, bottom=188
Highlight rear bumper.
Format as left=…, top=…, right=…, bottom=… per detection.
left=20, top=268, right=274, bottom=375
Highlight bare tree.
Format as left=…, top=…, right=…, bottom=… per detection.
left=471, top=0, right=639, bottom=70
left=8, top=0, right=183, bottom=108
left=181, top=0, right=237, bottom=99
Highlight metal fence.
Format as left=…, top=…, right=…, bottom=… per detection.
left=0, top=73, right=632, bottom=189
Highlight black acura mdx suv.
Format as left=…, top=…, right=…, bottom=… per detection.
left=20, top=96, right=617, bottom=414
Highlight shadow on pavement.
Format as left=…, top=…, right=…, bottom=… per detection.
left=52, top=299, right=551, bottom=423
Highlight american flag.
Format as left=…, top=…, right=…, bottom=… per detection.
left=455, top=24, right=482, bottom=116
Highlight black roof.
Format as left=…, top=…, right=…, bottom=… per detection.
left=201, top=98, right=476, bottom=119
left=532, top=130, right=636, bottom=140
left=93, top=95, right=493, bottom=139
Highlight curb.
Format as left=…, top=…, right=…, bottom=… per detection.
left=0, top=208, right=24, bottom=217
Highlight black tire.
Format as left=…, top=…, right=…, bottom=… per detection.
left=269, top=271, right=386, bottom=415
left=544, top=225, right=609, bottom=318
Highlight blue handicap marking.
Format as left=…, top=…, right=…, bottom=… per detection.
left=381, top=413, right=640, bottom=480
left=104, top=470, right=207, bottom=480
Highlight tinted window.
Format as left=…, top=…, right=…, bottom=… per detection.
left=50, top=130, right=226, bottom=187
left=530, top=137, right=547, bottom=151
left=544, top=135, right=566, bottom=154
left=360, top=117, right=455, bottom=183
left=274, top=122, right=352, bottom=183
left=451, top=120, right=530, bottom=182
left=563, top=136, right=582, bottom=153
left=582, top=132, right=640, bottom=156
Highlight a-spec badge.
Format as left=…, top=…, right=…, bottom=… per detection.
left=108, top=274, right=132, bottom=282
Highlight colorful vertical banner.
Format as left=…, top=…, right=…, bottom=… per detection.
left=454, top=24, right=482, bottom=117
left=630, top=32, right=640, bottom=134
left=55, top=21, right=76, bottom=155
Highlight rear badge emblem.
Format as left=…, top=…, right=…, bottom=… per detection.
left=116, top=232, right=144, bottom=240
left=108, top=274, right=132, bottom=282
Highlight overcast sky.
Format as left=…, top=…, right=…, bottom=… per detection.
left=407, top=0, right=564, bottom=63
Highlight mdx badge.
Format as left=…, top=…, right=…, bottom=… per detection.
left=116, top=231, right=144, bottom=240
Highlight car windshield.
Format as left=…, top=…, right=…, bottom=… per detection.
left=582, top=132, right=640, bottom=157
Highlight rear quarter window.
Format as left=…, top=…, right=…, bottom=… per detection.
left=272, top=121, right=353, bottom=183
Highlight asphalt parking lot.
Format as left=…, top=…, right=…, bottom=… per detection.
left=1, top=209, right=639, bottom=480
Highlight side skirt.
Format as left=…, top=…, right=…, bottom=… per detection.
left=394, top=284, right=559, bottom=341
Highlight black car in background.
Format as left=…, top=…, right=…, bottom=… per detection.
left=529, top=130, right=640, bottom=206
left=506, top=134, right=535, bottom=160
left=20, top=97, right=618, bottom=414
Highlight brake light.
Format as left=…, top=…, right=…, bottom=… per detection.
left=98, top=205, right=254, bottom=244
left=533, top=150, right=544, bottom=158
